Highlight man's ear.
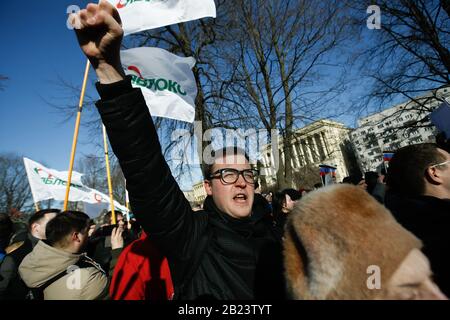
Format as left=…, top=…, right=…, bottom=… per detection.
left=204, top=180, right=213, bottom=196
left=71, top=232, right=81, bottom=242
left=30, top=223, right=39, bottom=234
left=426, top=166, right=444, bottom=185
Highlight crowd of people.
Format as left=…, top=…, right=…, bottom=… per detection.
left=1, top=1, right=449, bottom=300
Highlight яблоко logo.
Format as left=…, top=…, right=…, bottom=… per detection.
left=126, top=65, right=188, bottom=96
left=127, top=65, right=144, bottom=78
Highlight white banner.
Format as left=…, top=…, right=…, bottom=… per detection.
left=121, top=47, right=197, bottom=123
left=107, top=0, right=216, bottom=35
left=23, top=158, right=127, bottom=212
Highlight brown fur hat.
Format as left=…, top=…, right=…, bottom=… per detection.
left=283, top=184, right=422, bottom=299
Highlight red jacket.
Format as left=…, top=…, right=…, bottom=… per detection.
left=110, top=233, right=173, bottom=300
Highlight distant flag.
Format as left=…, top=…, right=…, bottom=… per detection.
left=23, top=158, right=127, bottom=213
left=107, top=0, right=217, bottom=36
left=121, top=47, right=197, bottom=123
left=319, top=164, right=337, bottom=186
left=383, top=151, right=394, bottom=162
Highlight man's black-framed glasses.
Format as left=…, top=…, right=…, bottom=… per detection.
left=209, top=168, right=259, bottom=184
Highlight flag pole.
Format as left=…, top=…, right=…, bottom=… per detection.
left=63, top=59, right=91, bottom=211
left=125, top=181, right=130, bottom=221
left=102, top=125, right=116, bottom=225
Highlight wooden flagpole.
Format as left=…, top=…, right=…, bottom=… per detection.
left=102, top=125, right=116, bottom=225
left=63, top=60, right=91, bottom=211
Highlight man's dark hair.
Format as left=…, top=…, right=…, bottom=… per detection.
left=104, top=210, right=123, bottom=225
left=28, top=209, right=61, bottom=231
left=203, top=146, right=251, bottom=180
left=386, top=143, right=446, bottom=197
left=46, top=211, right=90, bottom=247
left=0, top=213, right=13, bottom=246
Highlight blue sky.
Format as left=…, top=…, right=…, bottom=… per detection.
left=0, top=0, right=97, bottom=170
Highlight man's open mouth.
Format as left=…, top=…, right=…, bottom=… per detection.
left=233, top=194, right=248, bottom=203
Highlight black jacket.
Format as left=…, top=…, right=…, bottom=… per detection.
left=95, top=77, right=285, bottom=299
left=385, top=193, right=450, bottom=296
left=0, top=233, right=39, bottom=300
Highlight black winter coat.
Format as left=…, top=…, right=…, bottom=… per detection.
left=385, top=192, right=450, bottom=296
left=95, top=77, right=285, bottom=300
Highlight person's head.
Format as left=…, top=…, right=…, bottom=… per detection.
left=343, top=174, right=364, bottom=186
left=45, top=211, right=91, bottom=254
left=28, top=209, right=59, bottom=240
left=203, top=147, right=257, bottom=219
left=387, top=143, right=450, bottom=199
left=384, top=248, right=447, bottom=299
left=104, top=210, right=124, bottom=227
left=281, top=189, right=301, bottom=213
left=284, top=184, right=446, bottom=300
left=0, top=213, right=13, bottom=250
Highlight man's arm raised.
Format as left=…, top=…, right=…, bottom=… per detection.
left=71, top=2, right=204, bottom=276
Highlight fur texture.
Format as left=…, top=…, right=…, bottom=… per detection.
left=284, top=184, right=422, bottom=300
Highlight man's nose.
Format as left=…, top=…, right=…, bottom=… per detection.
left=234, top=173, right=247, bottom=187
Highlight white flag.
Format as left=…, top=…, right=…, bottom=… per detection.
left=23, top=158, right=127, bottom=211
left=121, top=47, right=197, bottom=123
left=107, top=0, right=216, bottom=36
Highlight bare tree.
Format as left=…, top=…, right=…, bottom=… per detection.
left=353, top=0, right=450, bottom=126
left=221, top=0, right=353, bottom=189
left=0, top=153, right=33, bottom=213
left=76, top=153, right=127, bottom=206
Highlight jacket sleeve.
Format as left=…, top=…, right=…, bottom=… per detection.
left=95, top=77, right=205, bottom=271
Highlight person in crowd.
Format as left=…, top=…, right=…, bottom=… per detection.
left=0, top=209, right=59, bottom=299
left=385, top=143, right=450, bottom=296
left=71, top=1, right=285, bottom=299
left=18, top=211, right=122, bottom=300
left=0, top=213, right=14, bottom=299
left=284, top=184, right=447, bottom=300
left=110, top=232, right=173, bottom=300
left=364, top=171, right=386, bottom=203
left=342, top=174, right=367, bottom=189
left=272, top=189, right=301, bottom=243
left=88, top=210, right=133, bottom=274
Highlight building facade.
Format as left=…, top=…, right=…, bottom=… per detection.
left=350, top=90, right=450, bottom=172
left=260, top=120, right=355, bottom=188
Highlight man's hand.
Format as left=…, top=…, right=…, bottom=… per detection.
left=70, top=0, right=126, bottom=84
left=110, top=226, right=124, bottom=250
